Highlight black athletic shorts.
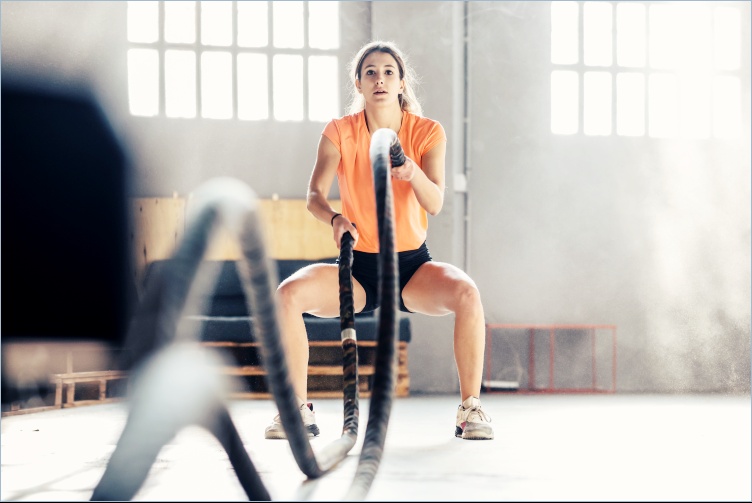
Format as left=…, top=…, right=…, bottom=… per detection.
left=341, top=241, right=432, bottom=313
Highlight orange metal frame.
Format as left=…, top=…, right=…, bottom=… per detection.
left=484, top=324, right=617, bottom=394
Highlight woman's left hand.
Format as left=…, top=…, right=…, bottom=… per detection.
left=391, top=156, right=418, bottom=182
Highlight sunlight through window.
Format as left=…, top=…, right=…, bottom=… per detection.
left=201, top=1, right=233, bottom=47
left=309, top=55, right=339, bottom=122
left=201, top=51, right=233, bottom=119
left=551, top=70, right=579, bottom=135
left=714, top=7, right=741, bottom=71
left=551, top=2, right=578, bottom=65
left=583, top=2, right=612, bottom=67
left=237, top=2, right=268, bottom=48
left=713, top=76, right=741, bottom=140
left=127, top=1, right=158, bottom=43
left=552, top=1, right=742, bottom=140
left=238, top=53, right=269, bottom=120
left=309, top=2, right=340, bottom=49
left=164, top=1, right=196, bottom=44
left=127, top=48, right=159, bottom=116
left=648, top=73, right=678, bottom=138
left=616, top=73, right=645, bottom=137
left=583, top=71, right=612, bottom=136
left=273, top=1, right=304, bottom=49
left=616, top=3, right=645, bottom=68
left=127, top=1, right=344, bottom=122
left=678, top=72, right=711, bottom=139
left=273, top=55, right=304, bottom=121
left=165, top=50, right=196, bottom=118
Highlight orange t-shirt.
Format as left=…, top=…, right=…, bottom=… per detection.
left=322, top=110, right=446, bottom=253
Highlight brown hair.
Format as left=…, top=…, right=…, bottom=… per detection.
left=346, top=40, right=422, bottom=116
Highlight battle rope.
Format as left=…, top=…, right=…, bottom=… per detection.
left=345, top=128, right=404, bottom=500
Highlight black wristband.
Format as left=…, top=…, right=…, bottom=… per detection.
left=330, top=213, right=342, bottom=226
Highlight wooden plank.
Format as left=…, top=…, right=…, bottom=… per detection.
left=2, top=405, right=60, bottom=417
left=130, top=197, right=185, bottom=287
left=222, top=365, right=378, bottom=377
left=201, top=341, right=402, bottom=349
left=258, top=199, right=341, bottom=260
left=61, top=397, right=125, bottom=408
left=130, top=197, right=342, bottom=280
left=51, top=370, right=128, bottom=383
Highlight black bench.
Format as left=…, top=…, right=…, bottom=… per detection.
left=142, top=259, right=412, bottom=398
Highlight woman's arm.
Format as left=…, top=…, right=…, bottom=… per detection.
left=307, top=134, right=359, bottom=247
left=391, top=139, right=446, bottom=216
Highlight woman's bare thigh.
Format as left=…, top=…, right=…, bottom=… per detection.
left=278, top=263, right=367, bottom=317
left=401, top=261, right=477, bottom=316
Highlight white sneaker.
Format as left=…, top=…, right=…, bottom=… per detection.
left=264, top=402, right=320, bottom=439
left=455, top=396, right=494, bottom=440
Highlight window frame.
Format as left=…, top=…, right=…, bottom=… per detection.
left=549, top=0, right=744, bottom=140
left=126, top=1, right=349, bottom=122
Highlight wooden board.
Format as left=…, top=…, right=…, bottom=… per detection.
left=130, top=197, right=342, bottom=282
left=129, top=197, right=186, bottom=286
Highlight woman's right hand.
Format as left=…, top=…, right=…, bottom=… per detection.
left=333, top=215, right=358, bottom=249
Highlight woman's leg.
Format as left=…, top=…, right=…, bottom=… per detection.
left=400, top=261, right=486, bottom=402
left=275, top=263, right=367, bottom=402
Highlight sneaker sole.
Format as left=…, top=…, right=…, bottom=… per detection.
left=265, top=425, right=320, bottom=440
left=455, top=425, right=494, bottom=440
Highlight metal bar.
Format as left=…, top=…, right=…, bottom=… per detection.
left=591, top=327, right=597, bottom=390
left=549, top=328, right=555, bottom=391
left=528, top=328, right=535, bottom=390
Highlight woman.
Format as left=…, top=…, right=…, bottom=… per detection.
left=266, top=41, right=493, bottom=441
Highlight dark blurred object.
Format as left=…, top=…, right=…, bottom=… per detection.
left=1, top=77, right=134, bottom=408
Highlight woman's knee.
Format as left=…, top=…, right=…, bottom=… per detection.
left=276, top=278, right=304, bottom=313
left=451, top=279, right=483, bottom=313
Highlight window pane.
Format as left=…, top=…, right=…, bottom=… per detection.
left=551, top=70, right=578, bottom=135
left=309, top=55, right=338, bottom=122
left=583, top=2, right=612, bottom=67
left=165, top=49, right=196, bottom=118
left=127, top=48, right=159, bottom=116
left=201, top=51, right=233, bottom=119
left=648, top=73, right=678, bottom=138
left=714, top=7, right=740, bottom=71
left=238, top=1, right=268, bottom=48
left=676, top=3, right=712, bottom=70
left=713, top=76, right=741, bottom=139
left=127, top=1, right=158, bottom=43
left=648, top=4, right=675, bottom=70
left=238, top=53, right=268, bottom=120
left=309, top=2, right=339, bottom=49
left=551, top=2, right=578, bottom=65
left=616, top=2, right=645, bottom=67
left=616, top=72, right=645, bottom=136
left=273, top=54, right=303, bottom=121
left=201, top=1, right=233, bottom=47
left=678, top=72, right=711, bottom=139
left=165, top=1, right=196, bottom=44
left=273, top=1, right=304, bottom=49
left=583, top=71, right=612, bottom=136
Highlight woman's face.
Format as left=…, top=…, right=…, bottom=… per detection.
left=356, top=51, right=404, bottom=107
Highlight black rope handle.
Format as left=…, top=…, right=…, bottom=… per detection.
left=338, top=229, right=360, bottom=441
left=239, top=197, right=360, bottom=477
left=390, top=139, right=406, bottom=168
left=346, top=129, right=402, bottom=500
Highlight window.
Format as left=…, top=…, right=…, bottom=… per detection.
left=550, top=1, right=742, bottom=139
left=127, top=1, right=341, bottom=122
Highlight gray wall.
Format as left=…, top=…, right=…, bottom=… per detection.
left=3, top=1, right=750, bottom=393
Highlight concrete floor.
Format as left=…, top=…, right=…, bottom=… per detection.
left=2, top=393, right=750, bottom=501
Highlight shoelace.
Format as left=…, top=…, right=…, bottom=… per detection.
left=464, top=405, right=491, bottom=423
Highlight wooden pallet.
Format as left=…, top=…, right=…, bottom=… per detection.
left=202, top=340, right=410, bottom=398
left=49, top=370, right=129, bottom=408
left=2, top=340, right=409, bottom=417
